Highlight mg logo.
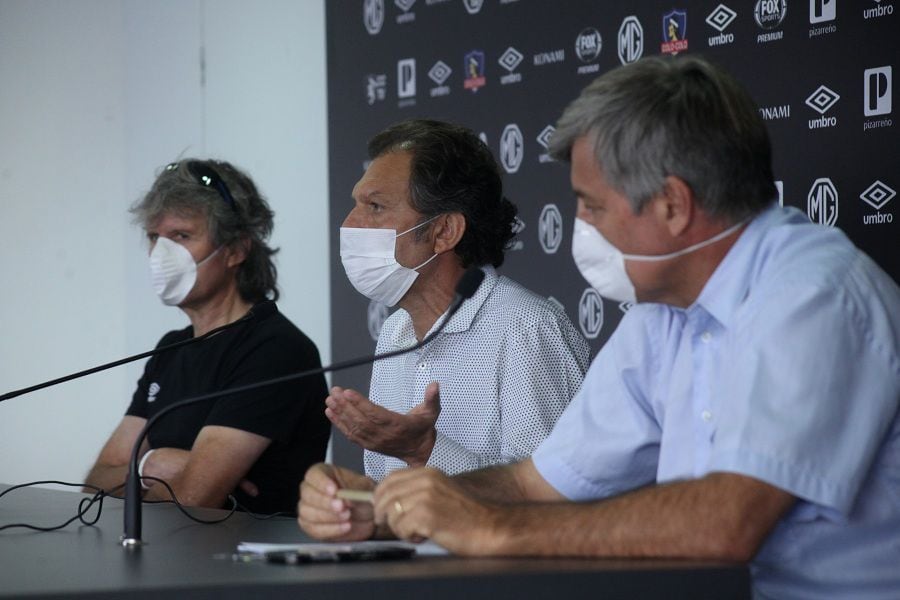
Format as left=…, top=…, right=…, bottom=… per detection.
left=810, top=0, right=835, bottom=23
left=363, top=0, right=385, bottom=35
left=500, top=124, right=524, bottom=173
left=807, top=178, right=839, bottom=227
left=367, top=300, right=390, bottom=341
left=864, top=66, right=892, bottom=116
left=706, top=4, right=737, bottom=31
left=463, top=0, right=484, bottom=15
left=805, top=85, right=840, bottom=114
left=860, top=181, right=896, bottom=210
left=618, top=16, right=644, bottom=64
left=428, top=61, right=452, bottom=85
left=754, top=0, right=787, bottom=29
left=575, top=28, right=602, bottom=62
left=578, top=288, right=604, bottom=339
left=397, top=58, right=416, bottom=98
left=538, top=204, right=563, bottom=254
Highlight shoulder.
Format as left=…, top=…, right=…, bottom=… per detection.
left=480, top=276, right=572, bottom=330
left=156, top=326, right=192, bottom=348
left=240, top=306, right=322, bottom=358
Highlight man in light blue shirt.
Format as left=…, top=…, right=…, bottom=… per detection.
left=368, top=56, right=900, bottom=598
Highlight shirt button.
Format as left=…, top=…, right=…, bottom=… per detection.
left=701, top=410, right=713, bottom=422
left=701, top=332, right=712, bottom=343
left=418, top=363, right=426, bottom=370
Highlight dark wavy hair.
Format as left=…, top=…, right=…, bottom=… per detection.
left=130, top=159, right=279, bottom=302
left=368, top=119, right=518, bottom=268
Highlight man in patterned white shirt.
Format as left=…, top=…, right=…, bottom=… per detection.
left=298, top=119, right=589, bottom=541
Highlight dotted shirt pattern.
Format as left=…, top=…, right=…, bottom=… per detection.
left=365, top=266, right=591, bottom=480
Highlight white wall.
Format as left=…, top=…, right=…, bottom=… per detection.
left=0, top=0, right=329, bottom=487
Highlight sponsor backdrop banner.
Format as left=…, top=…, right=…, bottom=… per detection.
left=326, top=0, right=897, bottom=469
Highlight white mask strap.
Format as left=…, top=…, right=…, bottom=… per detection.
left=622, top=219, right=748, bottom=263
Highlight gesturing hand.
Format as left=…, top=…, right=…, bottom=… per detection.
left=325, top=382, right=441, bottom=467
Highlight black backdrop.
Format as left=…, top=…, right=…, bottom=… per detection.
left=326, top=0, right=898, bottom=470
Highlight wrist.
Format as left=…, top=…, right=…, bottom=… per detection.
left=137, top=449, right=156, bottom=490
left=404, top=428, right=437, bottom=468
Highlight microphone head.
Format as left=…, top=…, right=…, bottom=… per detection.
left=455, top=267, right=485, bottom=300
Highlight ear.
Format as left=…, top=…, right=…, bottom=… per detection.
left=431, top=213, right=466, bottom=254
left=225, top=237, right=251, bottom=268
left=651, top=176, right=694, bottom=238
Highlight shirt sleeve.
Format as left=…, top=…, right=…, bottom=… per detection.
left=532, top=307, right=663, bottom=501
left=425, top=312, right=590, bottom=475
left=709, top=271, right=900, bottom=515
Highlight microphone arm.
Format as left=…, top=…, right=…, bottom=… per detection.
left=0, top=301, right=277, bottom=403
left=121, top=267, right=485, bottom=547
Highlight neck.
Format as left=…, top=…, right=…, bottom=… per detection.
left=653, top=222, right=746, bottom=308
left=181, top=288, right=254, bottom=337
left=398, top=260, right=465, bottom=341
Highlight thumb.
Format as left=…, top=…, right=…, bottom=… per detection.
left=420, top=381, right=441, bottom=419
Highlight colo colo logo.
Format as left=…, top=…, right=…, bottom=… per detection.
left=578, top=288, right=604, bottom=339
left=807, top=178, right=839, bottom=227
left=661, top=9, right=689, bottom=55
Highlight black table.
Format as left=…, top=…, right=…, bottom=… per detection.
left=0, top=484, right=750, bottom=599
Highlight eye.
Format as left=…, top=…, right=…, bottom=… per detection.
left=368, top=201, right=383, bottom=213
left=147, top=232, right=159, bottom=243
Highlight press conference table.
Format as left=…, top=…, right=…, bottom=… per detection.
left=0, top=485, right=750, bottom=599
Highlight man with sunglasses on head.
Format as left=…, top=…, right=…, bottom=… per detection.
left=297, top=119, right=590, bottom=541
left=84, top=159, right=329, bottom=515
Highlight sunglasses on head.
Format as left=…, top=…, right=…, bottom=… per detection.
left=167, top=161, right=238, bottom=213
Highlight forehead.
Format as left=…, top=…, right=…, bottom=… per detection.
left=148, top=210, right=208, bottom=232
left=353, top=151, right=413, bottom=204
left=570, top=136, right=606, bottom=193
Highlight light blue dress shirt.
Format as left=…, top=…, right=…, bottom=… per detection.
left=533, top=205, right=900, bottom=599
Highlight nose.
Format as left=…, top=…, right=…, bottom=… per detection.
left=342, top=208, right=360, bottom=228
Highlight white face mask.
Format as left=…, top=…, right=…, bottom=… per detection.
left=149, top=237, right=221, bottom=306
left=340, top=217, right=439, bottom=307
left=571, top=217, right=747, bottom=303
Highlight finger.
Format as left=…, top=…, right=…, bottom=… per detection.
left=303, top=464, right=340, bottom=497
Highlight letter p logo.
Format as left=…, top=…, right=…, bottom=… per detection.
left=865, top=66, right=892, bottom=117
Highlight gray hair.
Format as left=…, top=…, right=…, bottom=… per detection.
left=130, top=159, right=280, bottom=302
left=549, top=55, right=777, bottom=222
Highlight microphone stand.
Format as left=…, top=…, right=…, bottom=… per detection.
left=121, top=268, right=485, bottom=547
left=0, top=301, right=276, bottom=403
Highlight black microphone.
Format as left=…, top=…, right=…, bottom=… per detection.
left=0, top=301, right=277, bottom=403
left=121, top=267, right=486, bottom=547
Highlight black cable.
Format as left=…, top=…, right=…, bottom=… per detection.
left=0, top=480, right=116, bottom=532
left=0, top=478, right=287, bottom=533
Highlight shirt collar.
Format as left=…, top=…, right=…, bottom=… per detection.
left=384, top=266, right=499, bottom=348
left=693, top=203, right=782, bottom=328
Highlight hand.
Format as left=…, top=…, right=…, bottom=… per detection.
left=325, top=383, right=441, bottom=467
left=373, top=467, right=500, bottom=555
left=297, top=463, right=377, bottom=541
